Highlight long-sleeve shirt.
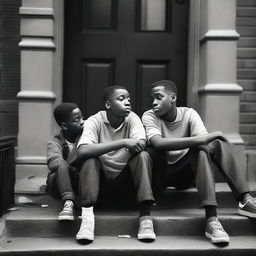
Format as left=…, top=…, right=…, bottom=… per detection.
left=47, top=131, right=74, bottom=173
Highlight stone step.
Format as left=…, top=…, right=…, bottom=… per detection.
left=15, top=182, right=255, bottom=210
left=1, top=236, right=256, bottom=256
left=4, top=205, right=256, bottom=238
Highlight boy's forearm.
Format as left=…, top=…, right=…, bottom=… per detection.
left=151, top=137, right=202, bottom=150
left=151, top=132, right=226, bottom=151
left=47, top=156, right=69, bottom=172
left=150, top=134, right=219, bottom=151
left=77, top=139, right=127, bottom=160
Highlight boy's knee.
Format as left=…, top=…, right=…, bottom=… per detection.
left=133, top=151, right=152, bottom=163
left=138, top=150, right=150, bottom=159
left=81, top=158, right=99, bottom=169
left=57, top=163, right=69, bottom=174
left=211, top=138, right=228, bottom=147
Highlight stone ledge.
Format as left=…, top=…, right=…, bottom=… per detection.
left=19, top=7, right=54, bottom=16
left=16, top=91, right=56, bottom=101
left=200, top=30, right=240, bottom=44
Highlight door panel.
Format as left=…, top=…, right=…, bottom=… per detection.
left=64, top=0, right=189, bottom=117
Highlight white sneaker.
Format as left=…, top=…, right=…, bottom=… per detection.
left=76, top=215, right=95, bottom=241
left=58, top=200, right=74, bottom=221
left=205, top=217, right=229, bottom=244
left=137, top=216, right=156, bottom=241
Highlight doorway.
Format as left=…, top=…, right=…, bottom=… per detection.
left=63, top=0, right=189, bottom=117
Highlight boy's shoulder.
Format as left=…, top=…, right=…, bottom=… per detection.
left=85, top=110, right=106, bottom=123
left=127, top=110, right=140, bottom=119
left=142, top=107, right=196, bottom=122
left=142, top=109, right=155, bottom=118
left=177, top=106, right=195, bottom=115
left=48, top=131, right=64, bottom=144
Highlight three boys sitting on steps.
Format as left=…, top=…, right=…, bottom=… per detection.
left=46, top=81, right=256, bottom=245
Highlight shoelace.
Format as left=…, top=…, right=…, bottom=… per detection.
left=80, top=218, right=94, bottom=232
left=140, top=220, right=153, bottom=232
left=209, top=220, right=225, bottom=232
left=246, top=198, right=256, bottom=206
left=63, top=201, right=73, bottom=212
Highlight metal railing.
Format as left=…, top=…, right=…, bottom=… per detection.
left=0, top=136, right=16, bottom=217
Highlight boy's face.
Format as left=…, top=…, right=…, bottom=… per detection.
left=106, top=88, right=131, bottom=117
left=63, top=108, right=84, bottom=135
left=151, top=85, right=176, bottom=117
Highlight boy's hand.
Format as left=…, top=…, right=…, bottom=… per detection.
left=208, top=131, right=228, bottom=142
left=124, top=139, right=145, bottom=154
left=199, top=131, right=227, bottom=145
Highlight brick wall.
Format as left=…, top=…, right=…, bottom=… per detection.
left=237, top=0, right=256, bottom=150
left=0, top=0, right=20, bottom=137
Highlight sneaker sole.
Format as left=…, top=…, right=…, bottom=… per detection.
left=76, top=234, right=94, bottom=241
left=205, top=232, right=230, bottom=244
left=138, top=233, right=156, bottom=241
left=238, top=209, right=256, bottom=218
left=58, top=216, right=74, bottom=221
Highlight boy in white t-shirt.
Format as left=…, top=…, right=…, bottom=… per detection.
left=142, top=80, right=256, bottom=245
left=74, top=86, right=155, bottom=243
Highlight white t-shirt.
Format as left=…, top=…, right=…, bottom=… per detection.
left=66, top=140, right=75, bottom=152
left=142, top=107, right=208, bottom=164
left=77, top=110, right=146, bottom=179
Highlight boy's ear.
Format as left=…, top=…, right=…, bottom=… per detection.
left=105, top=101, right=111, bottom=110
left=60, top=122, right=67, bottom=130
left=171, top=93, right=177, bottom=103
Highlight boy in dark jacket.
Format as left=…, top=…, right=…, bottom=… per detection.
left=46, top=103, right=84, bottom=221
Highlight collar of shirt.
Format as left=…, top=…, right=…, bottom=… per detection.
left=161, top=108, right=182, bottom=124
left=102, top=111, right=127, bottom=133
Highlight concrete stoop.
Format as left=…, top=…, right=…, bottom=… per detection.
left=1, top=183, right=256, bottom=255
left=1, top=236, right=256, bottom=256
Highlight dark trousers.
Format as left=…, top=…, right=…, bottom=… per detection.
left=79, top=151, right=155, bottom=207
left=46, top=164, right=85, bottom=203
left=147, top=139, right=249, bottom=207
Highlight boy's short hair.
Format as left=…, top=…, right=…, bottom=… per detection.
left=53, top=103, right=78, bottom=125
left=103, top=85, right=128, bottom=102
left=151, top=80, right=177, bottom=94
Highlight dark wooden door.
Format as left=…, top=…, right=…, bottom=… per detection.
left=64, top=0, right=189, bottom=117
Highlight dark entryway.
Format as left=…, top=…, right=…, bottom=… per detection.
left=64, top=0, right=189, bottom=117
